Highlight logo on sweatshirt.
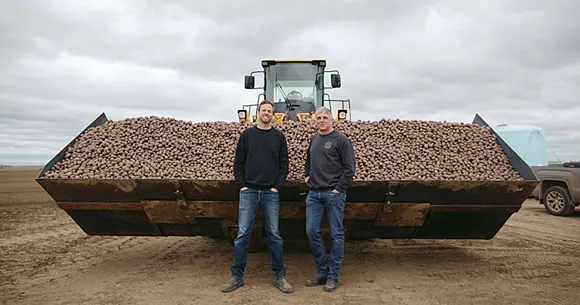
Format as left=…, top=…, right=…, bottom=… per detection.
left=325, top=141, right=332, bottom=149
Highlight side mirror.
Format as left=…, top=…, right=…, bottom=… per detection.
left=244, top=75, right=255, bottom=89
left=331, top=74, right=341, bottom=88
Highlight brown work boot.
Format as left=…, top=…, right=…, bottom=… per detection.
left=323, top=277, right=338, bottom=292
left=304, top=274, right=327, bottom=286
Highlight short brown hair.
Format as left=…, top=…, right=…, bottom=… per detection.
left=258, top=99, right=274, bottom=112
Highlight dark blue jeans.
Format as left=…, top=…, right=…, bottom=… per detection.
left=305, top=190, right=347, bottom=280
left=231, top=188, right=286, bottom=280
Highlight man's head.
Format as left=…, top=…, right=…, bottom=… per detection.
left=258, top=100, right=274, bottom=124
left=315, top=107, right=333, bottom=133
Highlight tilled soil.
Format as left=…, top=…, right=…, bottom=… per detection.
left=1, top=168, right=579, bottom=305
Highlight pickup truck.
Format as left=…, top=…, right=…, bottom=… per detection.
left=531, top=162, right=579, bottom=216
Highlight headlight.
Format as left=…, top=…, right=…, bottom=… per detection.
left=338, top=111, right=347, bottom=119
left=238, top=111, right=246, bottom=119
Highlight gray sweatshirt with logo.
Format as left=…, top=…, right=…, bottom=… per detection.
left=304, top=130, right=356, bottom=193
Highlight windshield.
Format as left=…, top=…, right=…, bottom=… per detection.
left=265, top=63, right=323, bottom=108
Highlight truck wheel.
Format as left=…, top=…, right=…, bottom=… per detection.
left=543, top=186, right=574, bottom=216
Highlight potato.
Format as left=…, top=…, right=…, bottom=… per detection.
left=41, top=116, right=523, bottom=181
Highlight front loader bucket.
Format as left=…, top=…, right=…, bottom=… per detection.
left=37, top=112, right=539, bottom=241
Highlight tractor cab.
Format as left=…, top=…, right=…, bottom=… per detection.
left=239, top=59, right=350, bottom=122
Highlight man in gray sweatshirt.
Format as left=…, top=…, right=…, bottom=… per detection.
left=303, top=106, right=356, bottom=292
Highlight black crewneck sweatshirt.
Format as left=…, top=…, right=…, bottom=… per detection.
left=233, top=126, right=289, bottom=191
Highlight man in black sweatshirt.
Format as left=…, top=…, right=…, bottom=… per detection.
left=303, top=106, right=356, bottom=293
left=221, top=100, right=293, bottom=294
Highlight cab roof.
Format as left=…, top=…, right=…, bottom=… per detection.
left=262, top=59, right=326, bottom=62
left=261, top=59, right=326, bottom=67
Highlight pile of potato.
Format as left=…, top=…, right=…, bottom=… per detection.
left=41, top=116, right=522, bottom=181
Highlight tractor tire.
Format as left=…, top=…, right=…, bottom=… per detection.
left=543, top=186, right=575, bottom=216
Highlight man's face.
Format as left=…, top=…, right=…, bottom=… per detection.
left=316, top=111, right=332, bottom=132
left=259, top=104, right=273, bottom=124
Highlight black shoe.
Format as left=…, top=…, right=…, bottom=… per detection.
left=221, top=277, right=244, bottom=293
left=305, top=274, right=327, bottom=286
left=323, top=277, right=338, bottom=292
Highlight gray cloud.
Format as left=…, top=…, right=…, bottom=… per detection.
left=1, top=0, right=579, bottom=166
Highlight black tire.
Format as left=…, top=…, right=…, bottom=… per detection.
left=543, top=186, right=574, bottom=216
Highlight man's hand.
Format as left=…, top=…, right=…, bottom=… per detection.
left=332, top=189, right=340, bottom=194
left=271, top=188, right=279, bottom=193
left=305, top=177, right=309, bottom=183
left=240, top=187, right=248, bottom=191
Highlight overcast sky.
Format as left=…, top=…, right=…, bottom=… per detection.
left=1, top=0, right=579, bottom=166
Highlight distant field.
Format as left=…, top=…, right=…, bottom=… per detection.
left=0, top=167, right=53, bottom=206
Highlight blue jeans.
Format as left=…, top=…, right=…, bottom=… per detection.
left=305, top=190, right=347, bottom=280
left=231, top=188, right=286, bottom=280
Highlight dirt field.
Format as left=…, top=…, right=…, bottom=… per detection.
left=1, top=168, right=579, bottom=305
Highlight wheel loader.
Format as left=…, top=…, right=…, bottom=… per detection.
left=36, top=59, right=539, bottom=249
left=237, top=59, right=351, bottom=123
